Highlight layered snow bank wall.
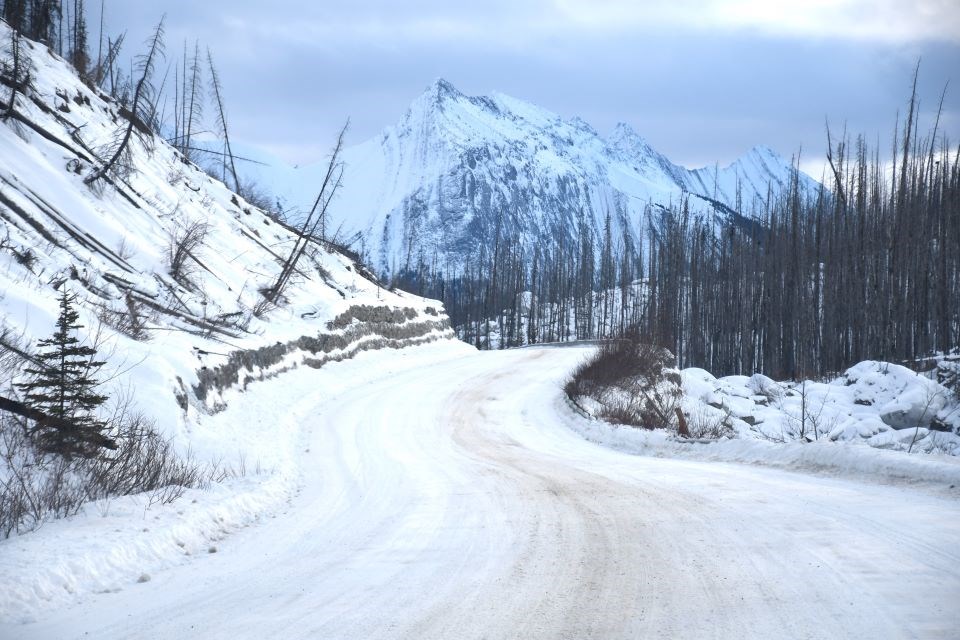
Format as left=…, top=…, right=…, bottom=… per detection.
left=192, top=304, right=451, bottom=412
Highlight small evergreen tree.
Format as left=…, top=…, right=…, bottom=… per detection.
left=16, top=288, right=110, bottom=459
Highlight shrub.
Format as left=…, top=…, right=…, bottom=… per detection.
left=0, top=398, right=215, bottom=538
left=168, top=220, right=209, bottom=285
left=566, top=326, right=682, bottom=430
left=96, top=292, right=152, bottom=341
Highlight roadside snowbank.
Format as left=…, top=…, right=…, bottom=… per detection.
left=561, top=353, right=960, bottom=485
left=0, top=340, right=473, bottom=623
left=566, top=411, right=960, bottom=487
left=680, top=360, right=960, bottom=455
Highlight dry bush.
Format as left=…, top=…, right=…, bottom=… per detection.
left=238, top=178, right=284, bottom=222
left=686, top=405, right=735, bottom=439
left=95, top=292, right=152, bottom=341
left=168, top=220, right=209, bottom=285
left=0, top=389, right=218, bottom=538
left=566, top=326, right=682, bottom=429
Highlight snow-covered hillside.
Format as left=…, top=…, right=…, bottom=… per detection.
left=252, top=79, right=822, bottom=276
left=0, top=24, right=453, bottom=481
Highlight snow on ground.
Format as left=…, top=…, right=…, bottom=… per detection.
left=569, top=413, right=960, bottom=487
left=0, top=339, right=474, bottom=623
left=2, top=345, right=956, bottom=639
left=680, top=359, right=960, bottom=456
left=0, top=20, right=457, bottom=608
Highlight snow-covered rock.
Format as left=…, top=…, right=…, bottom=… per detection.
left=677, top=360, right=960, bottom=455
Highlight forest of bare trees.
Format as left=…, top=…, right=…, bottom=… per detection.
left=399, top=83, right=959, bottom=380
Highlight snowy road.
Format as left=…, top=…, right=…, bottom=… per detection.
left=10, top=346, right=960, bottom=639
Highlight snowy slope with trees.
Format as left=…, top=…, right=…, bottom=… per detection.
left=0, top=19, right=454, bottom=552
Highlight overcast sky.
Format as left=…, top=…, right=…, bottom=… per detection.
left=95, top=1, right=959, bottom=177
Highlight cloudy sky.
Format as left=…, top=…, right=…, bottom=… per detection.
left=96, top=1, right=959, bottom=177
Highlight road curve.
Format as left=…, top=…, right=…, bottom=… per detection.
left=13, top=346, right=960, bottom=639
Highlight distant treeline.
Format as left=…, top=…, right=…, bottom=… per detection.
left=396, top=79, right=959, bottom=379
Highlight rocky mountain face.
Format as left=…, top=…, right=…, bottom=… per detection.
left=266, top=79, right=823, bottom=278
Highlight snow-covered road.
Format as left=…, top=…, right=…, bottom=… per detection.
left=9, top=346, right=960, bottom=639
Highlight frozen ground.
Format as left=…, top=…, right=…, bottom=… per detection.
left=3, top=344, right=958, bottom=639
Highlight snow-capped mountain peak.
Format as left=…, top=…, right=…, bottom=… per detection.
left=253, top=79, right=822, bottom=276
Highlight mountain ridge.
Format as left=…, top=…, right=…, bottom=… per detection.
left=249, top=78, right=822, bottom=277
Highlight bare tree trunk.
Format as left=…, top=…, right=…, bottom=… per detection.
left=206, top=49, right=239, bottom=194
left=85, top=17, right=164, bottom=185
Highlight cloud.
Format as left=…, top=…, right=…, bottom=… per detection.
left=93, top=1, right=959, bottom=168
left=550, top=0, right=960, bottom=44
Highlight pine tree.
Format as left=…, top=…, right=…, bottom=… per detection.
left=16, top=288, right=111, bottom=459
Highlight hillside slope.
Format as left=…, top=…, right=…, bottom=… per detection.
left=0, top=23, right=454, bottom=431
left=0, top=21, right=462, bottom=613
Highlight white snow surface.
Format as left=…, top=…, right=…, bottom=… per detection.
left=1, top=345, right=958, bottom=638
left=678, top=360, right=960, bottom=456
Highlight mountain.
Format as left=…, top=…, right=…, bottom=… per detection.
left=255, top=79, right=822, bottom=277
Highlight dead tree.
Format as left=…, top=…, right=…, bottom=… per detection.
left=207, top=48, right=239, bottom=194
left=181, top=39, right=201, bottom=162
left=259, top=122, right=347, bottom=310
left=91, top=31, right=124, bottom=90
left=84, top=16, right=164, bottom=185
left=2, top=27, right=31, bottom=121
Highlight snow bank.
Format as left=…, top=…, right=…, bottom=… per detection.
left=0, top=340, right=472, bottom=622
left=563, top=350, right=960, bottom=480
left=677, top=361, right=960, bottom=456
left=566, top=400, right=960, bottom=487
